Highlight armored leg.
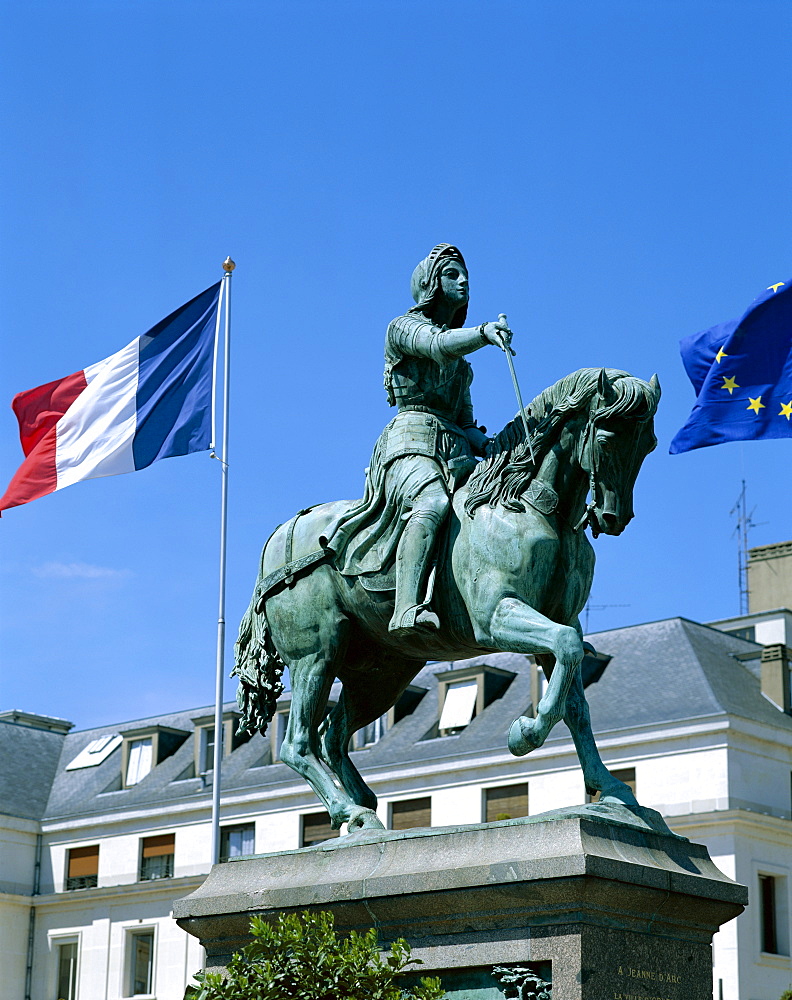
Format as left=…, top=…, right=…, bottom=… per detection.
left=389, top=484, right=448, bottom=635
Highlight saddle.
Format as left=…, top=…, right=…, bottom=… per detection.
left=253, top=476, right=559, bottom=613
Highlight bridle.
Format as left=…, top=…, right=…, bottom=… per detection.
left=573, top=413, right=601, bottom=537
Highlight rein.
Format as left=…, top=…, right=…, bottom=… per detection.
left=572, top=414, right=600, bottom=538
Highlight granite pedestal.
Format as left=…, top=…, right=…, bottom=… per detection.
left=173, top=804, right=747, bottom=999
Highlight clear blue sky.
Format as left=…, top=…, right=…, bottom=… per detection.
left=1, top=1, right=790, bottom=730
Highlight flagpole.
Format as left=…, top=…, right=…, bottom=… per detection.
left=211, top=256, right=235, bottom=866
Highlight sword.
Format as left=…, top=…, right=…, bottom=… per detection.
left=498, top=314, right=536, bottom=465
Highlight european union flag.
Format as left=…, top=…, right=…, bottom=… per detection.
left=670, top=279, right=792, bottom=454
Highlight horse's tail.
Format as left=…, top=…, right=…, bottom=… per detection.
left=232, top=568, right=286, bottom=739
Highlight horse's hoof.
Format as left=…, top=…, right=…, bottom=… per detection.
left=599, top=783, right=639, bottom=807
left=347, top=807, right=385, bottom=832
left=508, top=716, right=542, bottom=757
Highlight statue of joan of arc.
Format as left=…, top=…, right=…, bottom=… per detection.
left=323, top=244, right=512, bottom=636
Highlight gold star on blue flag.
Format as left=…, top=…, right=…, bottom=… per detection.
left=670, top=279, right=792, bottom=453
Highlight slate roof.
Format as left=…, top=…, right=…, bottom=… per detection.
left=582, top=617, right=789, bottom=735
left=0, top=719, right=69, bottom=820
left=2, top=617, right=789, bottom=824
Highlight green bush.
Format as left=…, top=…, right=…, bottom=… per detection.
left=778, top=989, right=792, bottom=1000
left=184, top=910, right=445, bottom=1000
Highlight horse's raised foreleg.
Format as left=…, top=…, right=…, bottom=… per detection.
left=563, top=665, right=638, bottom=804
left=481, top=597, right=583, bottom=753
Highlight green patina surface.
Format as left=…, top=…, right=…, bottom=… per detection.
left=402, top=964, right=552, bottom=1000
left=233, top=245, right=661, bottom=833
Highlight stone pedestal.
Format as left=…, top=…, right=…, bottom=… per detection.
left=173, top=804, right=746, bottom=999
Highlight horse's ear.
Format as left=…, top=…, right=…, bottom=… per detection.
left=597, top=368, right=616, bottom=404
left=648, top=373, right=661, bottom=400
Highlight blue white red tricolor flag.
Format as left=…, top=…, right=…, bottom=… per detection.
left=0, top=282, right=222, bottom=514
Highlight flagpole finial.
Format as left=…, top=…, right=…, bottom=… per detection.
left=222, top=257, right=236, bottom=273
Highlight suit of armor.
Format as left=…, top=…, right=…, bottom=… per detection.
left=324, top=245, right=508, bottom=635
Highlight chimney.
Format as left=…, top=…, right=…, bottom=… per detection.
left=748, top=540, right=792, bottom=614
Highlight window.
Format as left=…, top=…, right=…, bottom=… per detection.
left=66, top=733, right=122, bottom=771
left=139, top=834, right=175, bottom=881
left=485, top=783, right=529, bottom=823
left=66, top=845, right=99, bottom=890
left=56, top=941, right=78, bottom=1000
left=354, top=714, right=387, bottom=749
left=439, top=680, right=479, bottom=733
left=390, top=797, right=431, bottom=830
left=301, top=812, right=339, bottom=847
left=220, top=823, right=255, bottom=861
left=275, top=710, right=289, bottom=758
left=126, top=738, right=153, bottom=786
left=191, top=711, right=251, bottom=777
left=726, top=625, right=756, bottom=642
left=127, top=930, right=154, bottom=996
left=760, top=875, right=779, bottom=954
left=586, top=767, right=636, bottom=803
left=201, top=726, right=222, bottom=774
left=121, top=725, right=190, bottom=788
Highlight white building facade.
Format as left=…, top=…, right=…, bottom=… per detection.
left=2, top=603, right=791, bottom=1000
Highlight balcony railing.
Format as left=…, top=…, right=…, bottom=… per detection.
left=139, top=854, right=174, bottom=881
left=65, top=874, right=98, bottom=890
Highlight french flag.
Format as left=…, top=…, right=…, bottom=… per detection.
left=1, top=282, right=222, bottom=514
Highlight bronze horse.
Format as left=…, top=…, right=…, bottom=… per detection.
left=234, top=367, right=660, bottom=831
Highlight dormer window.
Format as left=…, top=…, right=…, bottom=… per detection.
left=438, top=679, right=478, bottom=733
left=120, top=725, right=189, bottom=788
left=126, top=738, right=153, bottom=786
left=191, top=710, right=251, bottom=777
left=270, top=704, right=290, bottom=763
left=436, top=664, right=515, bottom=736
left=354, top=714, right=387, bottom=749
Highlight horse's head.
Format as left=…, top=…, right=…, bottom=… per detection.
left=579, top=369, right=660, bottom=537
left=464, top=367, right=660, bottom=529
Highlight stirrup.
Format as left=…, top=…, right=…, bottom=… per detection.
left=388, top=604, right=440, bottom=635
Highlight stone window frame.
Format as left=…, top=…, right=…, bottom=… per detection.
left=753, top=860, right=791, bottom=960
left=49, top=931, right=81, bottom=1000
left=122, top=922, right=158, bottom=998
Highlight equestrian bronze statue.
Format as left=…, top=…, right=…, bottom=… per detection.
left=234, top=245, right=661, bottom=833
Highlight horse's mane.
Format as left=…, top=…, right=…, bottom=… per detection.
left=464, top=367, right=659, bottom=517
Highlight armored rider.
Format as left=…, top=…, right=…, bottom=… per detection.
left=324, top=244, right=512, bottom=636
left=381, top=244, right=512, bottom=633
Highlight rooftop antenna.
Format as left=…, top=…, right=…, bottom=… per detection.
left=730, top=479, right=761, bottom=616
left=583, top=599, right=630, bottom=633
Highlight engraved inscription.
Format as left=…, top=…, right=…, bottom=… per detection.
left=613, top=963, right=683, bottom=998
left=616, top=966, right=682, bottom=984
left=613, top=994, right=673, bottom=1000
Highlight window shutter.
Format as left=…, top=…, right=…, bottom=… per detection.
left=126, top=738, right=153, bottom=785
left=390, top=797, right=431, bottom=830
left=68, top=845, right=99, bottom=877
left=485, top=784, right=529, bottom=822
left=142, top=834, right=175, bottom=858
left=301, top=812, right=339, bottom=847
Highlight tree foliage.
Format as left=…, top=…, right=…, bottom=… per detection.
left=184, top=910, right=445, bottom=1000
